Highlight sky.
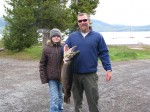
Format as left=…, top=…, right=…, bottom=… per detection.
left=91, top=0, right=150, bottom=26
left=0, top=0, right=5, bottom=18
left=0, top=0, right=150, bottom=26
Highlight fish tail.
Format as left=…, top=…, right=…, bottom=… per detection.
left=64, top=96, right=70, bottom=104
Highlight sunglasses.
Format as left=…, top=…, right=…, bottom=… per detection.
left=78, top=19, right=88, bottom=23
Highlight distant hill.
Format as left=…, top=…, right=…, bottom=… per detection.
left=91, top=19, right=150, bottom=32
left=0, top=17, right=150, bottom=34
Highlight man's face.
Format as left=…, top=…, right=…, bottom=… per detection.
left=77, top=15, right=90, bottom=33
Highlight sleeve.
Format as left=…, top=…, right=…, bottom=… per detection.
left=98, top=35, right=112, bottom=71
left=65, top=35, right=72, bottom=48
left=39, top=49, right=48, bottom=84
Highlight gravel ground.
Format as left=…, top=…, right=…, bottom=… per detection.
left=0, top=58, right=150, bottom=112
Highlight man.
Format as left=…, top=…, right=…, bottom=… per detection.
left=64, top=13, right=112, bottom=112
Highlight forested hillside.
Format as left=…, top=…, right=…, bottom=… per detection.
left=91, top=19, right=150, bottom=32
left=0, top=17, right=150, bottom=34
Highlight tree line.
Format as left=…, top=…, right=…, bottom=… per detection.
left=2, top=0, right=99, bottom=52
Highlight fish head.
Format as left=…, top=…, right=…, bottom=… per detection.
left=64, top=46, right=80, bottom=62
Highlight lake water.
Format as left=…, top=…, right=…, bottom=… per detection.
left=100, top=31, right=150, bottom=45
left=1, top=31, right=150, bottom=45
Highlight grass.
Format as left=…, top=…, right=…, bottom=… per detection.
left=108, top=45, right=150, bottom=61
left=0, top=41, right=43, bottom=60
left=0, top=40, right=150, bottom=61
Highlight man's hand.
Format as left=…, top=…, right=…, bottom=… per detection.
left=106, top=71, right=112, bottom=81
left=63, top=45, right=79, bottom=63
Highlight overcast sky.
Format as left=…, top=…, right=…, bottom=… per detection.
left=91, top=0, right=150, bottom=26
left=1, top=0, right=150, bottom=26
left=0, top=0, right=5, bottom=17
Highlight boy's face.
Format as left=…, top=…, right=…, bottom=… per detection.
left=51, top=35, right=61, bottom=43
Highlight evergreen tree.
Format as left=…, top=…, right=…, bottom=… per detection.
left=68, top=0, right=99, bottom=32
left=34, top=0, right=69, bottom=31
left=3, top=0, right=69, bottom=51
left=3, top=0, right=99, bottom=51
left=3, top=0, right=38, bottom=51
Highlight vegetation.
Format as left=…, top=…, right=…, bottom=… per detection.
left=0, top=39, right=3, bottom=48
left=108, top=45, right=150, bottom=61
left=3, top=0, right=40, bottom=51
left=1, top=0, right=149, bottom=61
left=2, top=0, right=99, bottom=52
left=0, top=40, right=150, bottom=61
left=68, top=0, right=99, bottom=32
left=0, top=42, right=42, bottom=60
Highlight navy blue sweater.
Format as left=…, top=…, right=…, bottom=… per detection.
left=65, top=29, right=112, bottom=73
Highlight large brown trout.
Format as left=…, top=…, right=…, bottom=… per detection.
left=61, top=46, right=80, bottom=104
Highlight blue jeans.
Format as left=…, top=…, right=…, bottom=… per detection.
left=49, top=80, right=64, bottom=112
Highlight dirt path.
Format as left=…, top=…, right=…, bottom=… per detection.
left=0, top=58, right=150, bottom=112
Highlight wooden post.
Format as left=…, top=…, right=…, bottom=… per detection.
left=37, top=28, right=50, bottom=47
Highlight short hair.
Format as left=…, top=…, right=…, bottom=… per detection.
left=77, top=13, right=90, bottom=20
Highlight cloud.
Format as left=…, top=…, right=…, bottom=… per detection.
left=91, top=0, right=150, bottom=26
left=1, top=0, right=150, bottom=26
left=0, top=0, right=5, bottom=17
